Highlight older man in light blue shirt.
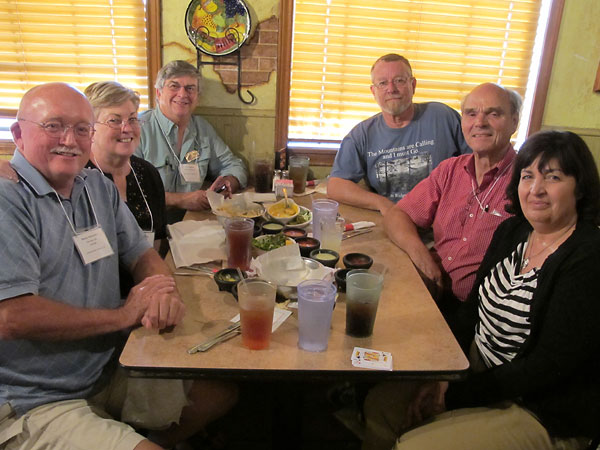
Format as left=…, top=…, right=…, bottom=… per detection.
left=0, top=83, right=236, bottom=450
left=136, top=60, right=247, bottom=218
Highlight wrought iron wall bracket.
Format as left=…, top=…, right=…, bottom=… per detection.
left=196, top=49, right=256, bottom=105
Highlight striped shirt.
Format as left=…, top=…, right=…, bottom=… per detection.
left=474, top=241, right=539, bottom=368
left=395, top=146, right=516, bottom=300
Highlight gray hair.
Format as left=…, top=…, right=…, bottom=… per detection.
left=155, top=60, right=203, bottom=93
left=84, top=81, right=140, bottom=118
left=461, top=83, right=522, bottom=119
left=371, top=54, right=413, bottom=77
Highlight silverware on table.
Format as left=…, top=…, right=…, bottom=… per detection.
left=187, top=321, right=241, bottom=354
left=342, top=228, right=373, bottom=240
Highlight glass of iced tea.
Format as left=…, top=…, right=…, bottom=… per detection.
left=288, top=156, right=310, bottom=194
left=224, top=218, right=254, bottom=271
left=345, top=269, right=384, bottom=338
left=237, top=278, right=277, bottom=350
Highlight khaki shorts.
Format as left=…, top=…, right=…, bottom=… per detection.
left=0, top=369, right=191, bottom=450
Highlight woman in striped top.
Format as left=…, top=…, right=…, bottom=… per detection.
left=363, top=130, right=600, bottom=450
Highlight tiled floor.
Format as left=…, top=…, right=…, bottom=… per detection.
left=203, top=381, right=363, bottom=450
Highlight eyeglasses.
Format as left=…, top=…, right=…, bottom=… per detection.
left=165, top=82, right=198, bottom=94
left=17, top=118, right=94, bottom=139
left=96, top=117, right=142, bottom=130
left=372, top=77, right=413, bottom=90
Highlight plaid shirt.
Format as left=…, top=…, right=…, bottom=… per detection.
left=395, top=146, right=516, bottom=300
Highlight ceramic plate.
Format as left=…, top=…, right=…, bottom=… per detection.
left=185, top=0, right=251, bottom=56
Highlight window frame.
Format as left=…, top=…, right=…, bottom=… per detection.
left=276, top=0, right=566, bottom=166
left=0, top=0, right=162, bottom=157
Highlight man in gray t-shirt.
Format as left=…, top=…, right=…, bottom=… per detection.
left=328, top=54, right=470, bottom=214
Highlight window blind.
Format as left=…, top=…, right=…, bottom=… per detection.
left=288, top=0, right=542, bottom=141
left=0, top=0, right=149, bottom=115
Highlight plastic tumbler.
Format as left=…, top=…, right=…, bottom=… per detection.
left=312, top=199, right=339, bottom=243
left=253, top=158, right=273, bottom=193
left=238, top=278, right=277, bottom=350
left=224, top=218, right=254, bottom=271
left=288, top=156, right=310, bottom=194
left=319, top=217, right=345, bottom=253
left=345, top=269, right=384, bottom=337
left=297, top=280, right=337, bottom=352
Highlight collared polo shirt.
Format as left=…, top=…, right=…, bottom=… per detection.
left=395, top=146, right=516, bottom=300
left=136, top=106, right=247, bottom=193
left=0, top=150, right=150, bottom=416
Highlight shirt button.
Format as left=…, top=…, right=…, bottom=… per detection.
left=447, top=256, right=453, bottom=261
left=462, top=237, right=467, bottom=241
left=469, top=213, right=474, bottom=218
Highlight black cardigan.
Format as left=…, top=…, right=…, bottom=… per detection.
left=445, top=216, right=600, bottom=438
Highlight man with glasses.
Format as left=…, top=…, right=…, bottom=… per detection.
left=382, top=83, right=521, bottom=327
left=328, top=54, right=470, bottom=214
left=0, top=83, right=234, bottom=449
left=136, top=60, right=247, bottom=222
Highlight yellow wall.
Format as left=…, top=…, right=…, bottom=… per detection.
left=162, top=0, right=280, bottom=173
left=541, top=0, right=600, bottom=164
left=161, top=0, right=600, bottom=177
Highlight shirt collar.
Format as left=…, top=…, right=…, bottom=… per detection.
left=11, top=149, right=87, bottom=198
left=464, top=144, right=516, bottom=185
left=154, top=105, right=178, bottom=135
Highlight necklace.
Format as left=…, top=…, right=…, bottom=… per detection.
left=522, top=224, right=575, bottom=270
left=471, top=160, right=513, bottom=214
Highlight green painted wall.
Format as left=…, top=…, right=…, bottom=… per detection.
left=541, top=0, right=600, bottom=167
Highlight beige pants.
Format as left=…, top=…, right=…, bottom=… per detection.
left=362, top=344, right=590, bottom=450
left=0, top=369, right=190, bottom=450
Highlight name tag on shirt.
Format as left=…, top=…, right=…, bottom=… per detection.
left=73, top=227, right=114, bottom=265
left=179, top=163, right=201, bottom=183
left=144, top=231, right=155, bottom=245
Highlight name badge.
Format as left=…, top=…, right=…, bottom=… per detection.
left=73, top=227, right=114, bottom=265
left=179, top=163, right=201, bottom=183
left=144, top=231, right=155, bottom=245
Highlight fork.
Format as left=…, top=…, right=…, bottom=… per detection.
left=187, top=321, right=241, bottom=354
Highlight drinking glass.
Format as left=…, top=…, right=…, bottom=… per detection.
left=288, top=156, right=310, bottom=194
left=224, top=218, right=254, bottom=271
left=253, top=159, right=273, bottom=193
left=297, top=280, right=337, bottom=352
left=238, top=278, right=277, bottom=350
left=345, top=269, right=384, bottom=337
left=319, top=217, right=345, bottom=253
left=311, top=199, right=339, bottom=243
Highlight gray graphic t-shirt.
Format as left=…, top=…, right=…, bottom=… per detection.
left=330, top=102, right=471, bottom=201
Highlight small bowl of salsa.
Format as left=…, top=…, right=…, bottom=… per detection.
left=295, top=237, right=320, bottom=257
left=310, top=249, right=340, bottom=268
left=342, top=252, right=373, bottom=270
left=282, top=227, right=307, bottom=240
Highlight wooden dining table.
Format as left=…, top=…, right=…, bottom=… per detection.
left=119, top=194, right=469, bottom=381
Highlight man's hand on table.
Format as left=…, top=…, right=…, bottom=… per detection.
left=123, top=274, right=185, bottom=330
left=165, top=175, right=240, bottom=211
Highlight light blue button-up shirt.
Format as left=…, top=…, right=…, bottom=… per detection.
left=0, top=150, right=150, bottom=416
left=136, top=107, right=247, bottom=193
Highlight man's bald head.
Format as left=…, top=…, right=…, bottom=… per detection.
left=12, top=83, right=94, bottom=196
left=18, top=83, right=93, bottom=122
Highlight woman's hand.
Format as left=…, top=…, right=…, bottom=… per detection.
left=404, top=381, right=448, bottom=429
left=0, top=160, right=18, bottom=182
